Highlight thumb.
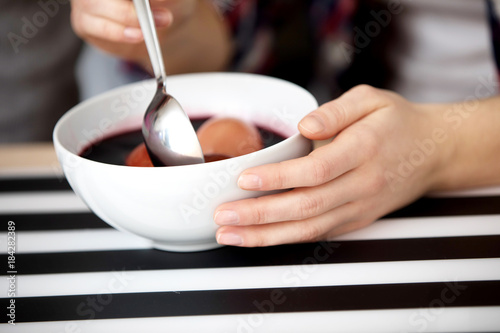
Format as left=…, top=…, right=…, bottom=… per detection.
left=298, top=85, right=388, bottom=140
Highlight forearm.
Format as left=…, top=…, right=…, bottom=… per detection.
left=431, top=95, right=500, bottom=190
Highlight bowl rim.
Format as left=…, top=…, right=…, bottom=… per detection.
left=53, top=72, right=319, bottom=171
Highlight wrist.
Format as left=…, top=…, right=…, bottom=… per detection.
left=415, top=103, right=459, bottom=193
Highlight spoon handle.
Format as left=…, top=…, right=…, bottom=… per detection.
left=133, top=0, right=167, bottom=88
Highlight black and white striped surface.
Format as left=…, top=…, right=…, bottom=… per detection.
left=1, top=172, right=500, bottom=332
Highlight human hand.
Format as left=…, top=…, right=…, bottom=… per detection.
left=71, top=0, right=230, bottom=73
left=214, top=85, right=452, bottom=247
left=71, top=0, right=192, bottom=61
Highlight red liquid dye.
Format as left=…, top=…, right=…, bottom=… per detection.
left=79, top=118, right=286, bottom=166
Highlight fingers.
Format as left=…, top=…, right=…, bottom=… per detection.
left=73, top=13, right=143, bottom=43
left=215, top=175, right=387, bottom=247
left=215, top=166, right=382, bottom=226
left=298, top=85, right=390, bottom=140
left=216, top=202, right=357, bottom=247
left=237, top=123, right=376, bottom=191
left=71, top=0, right=173, bottom=43
left=82, top=0, right=140, bottom=28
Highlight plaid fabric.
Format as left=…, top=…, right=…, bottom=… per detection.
left=224, top=0, right=356, bottom=97
left=225, top=0, right=500, bottom=99
left=124, top=1, right=356, bottom=99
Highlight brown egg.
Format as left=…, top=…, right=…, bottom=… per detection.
left=125, top=143, right=154, bottom=167
left=197, top=117, right=263, bottom=158
left=125, top=117, right=263, bottom=167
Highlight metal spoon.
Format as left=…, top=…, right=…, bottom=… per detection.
left=133, top=0, right=204, bottom=166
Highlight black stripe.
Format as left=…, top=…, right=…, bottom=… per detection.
left=3, top=280, right=499, bottom=323
left=2, top=195, right=500, bottom=233
left=1, top=176, right=500, bottom=216
left=4, top=235, right=500, bottom=275
left=0, top=212, right=110, bottom=231
left=0, top=177, right=71, bottom=192
left=385, top=196, right=500, bottom=218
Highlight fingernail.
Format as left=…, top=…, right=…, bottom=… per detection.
left=217, top=233, right=243, bottom=246
left=123, top=27, right=142, bottom=40
left=153, top=10, right=172, bottom=27
left=299, top=114, right=325, bottom=134
left=238, top=174, right=262, bottom=190
left=214, top=210, right=240, bottom=225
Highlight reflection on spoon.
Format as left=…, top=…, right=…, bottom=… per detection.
left=133, top=0, right=204, bottom=166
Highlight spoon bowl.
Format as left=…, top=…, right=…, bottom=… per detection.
left=142, top=88, right=204, bottom=166
left=133, top=0, right=204, bottom=166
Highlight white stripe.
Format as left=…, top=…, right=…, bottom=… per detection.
left=0, top=192, right=89, bottom=213
left=2, top=214, right=499, bottom=254
left=2, top=258, right=499, bottom=297
left=0, top=183, right=498, bottom=216
left=335, top=214, right=500, bottom=241
left=1, top=229, right=152, bottom=253
left=0, top=305, right=499, bottom=333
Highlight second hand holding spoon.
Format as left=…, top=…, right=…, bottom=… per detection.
left=133, top=0, right=205, bottom=166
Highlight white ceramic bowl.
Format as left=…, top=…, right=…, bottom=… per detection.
left=53, top=73, right=318, bottom=252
